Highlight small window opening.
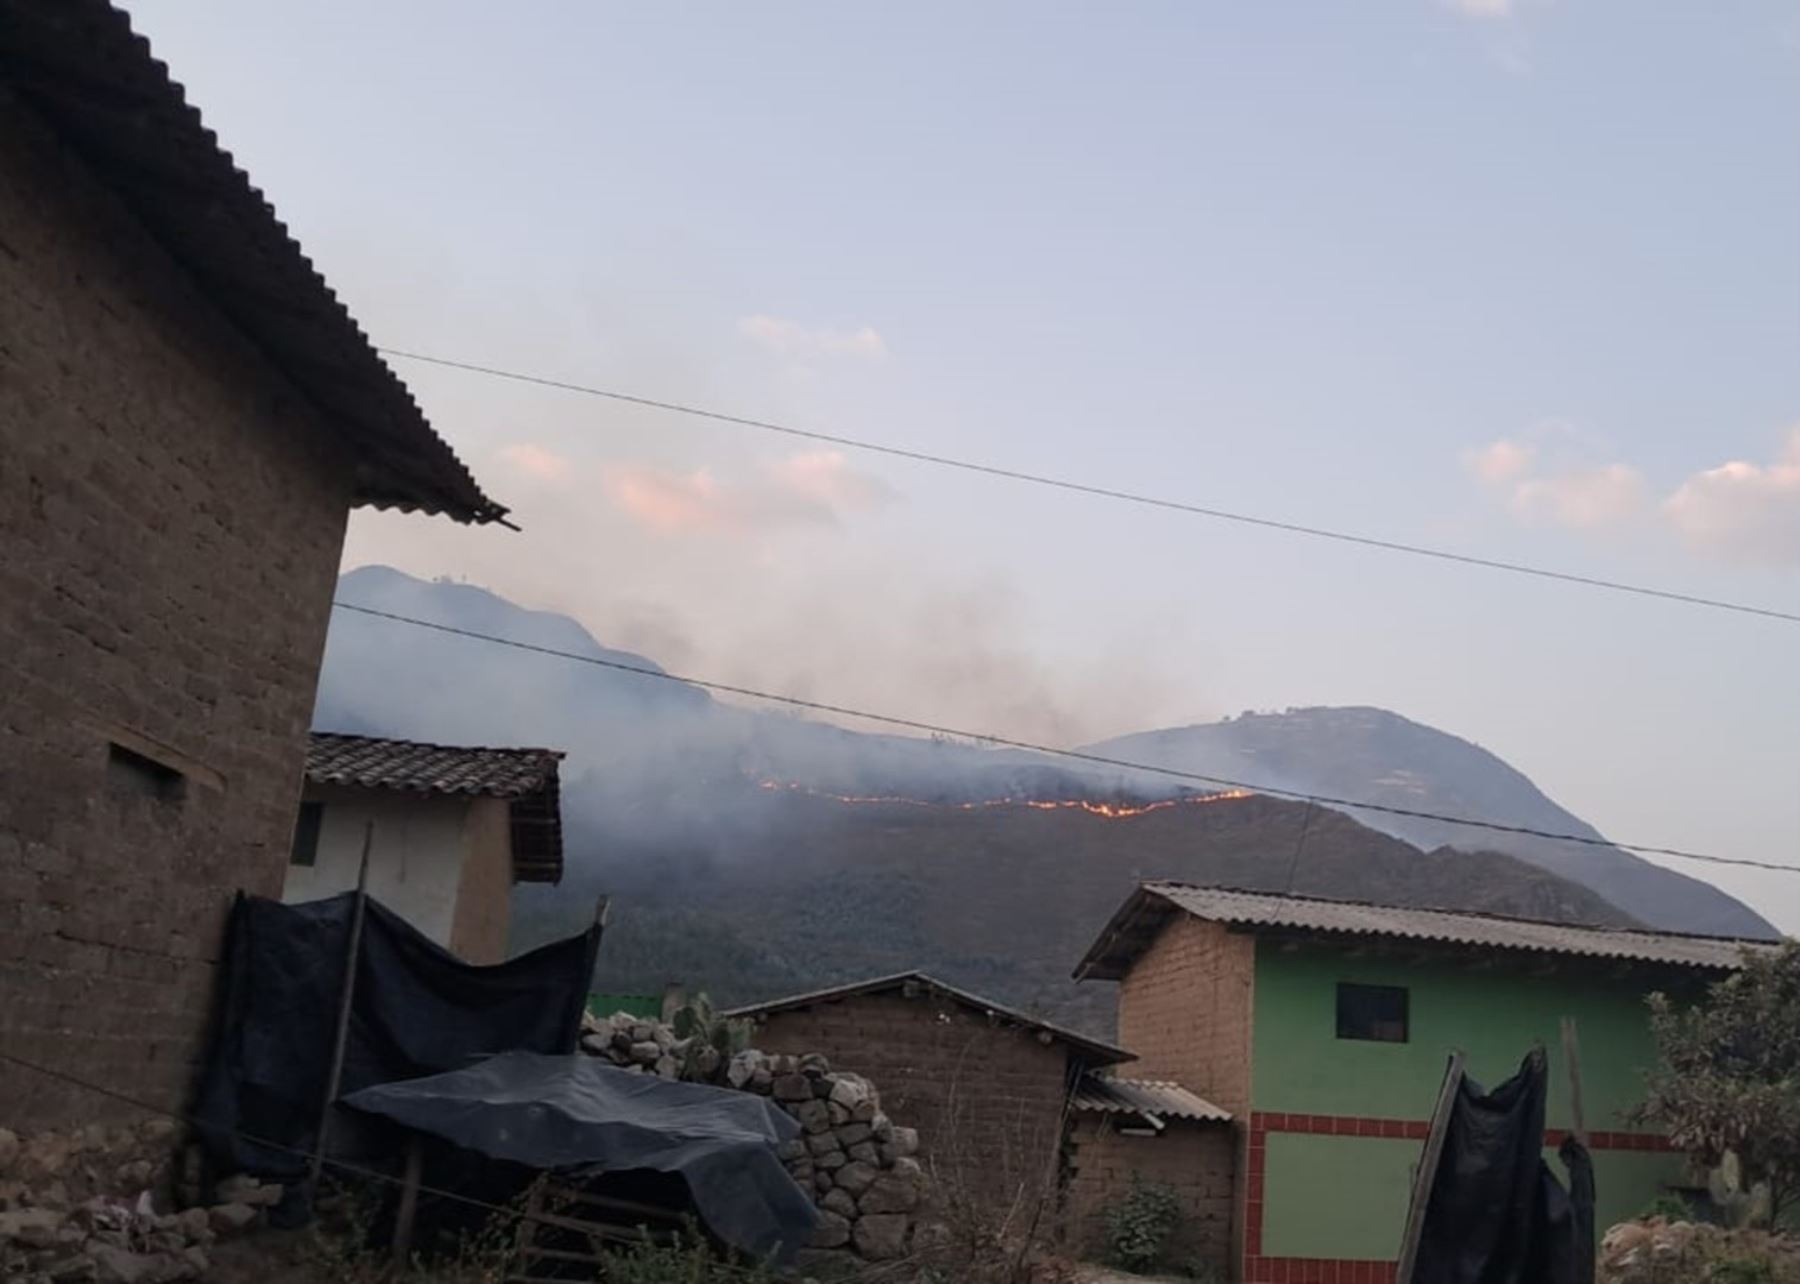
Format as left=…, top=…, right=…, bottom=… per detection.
left=1336, top=982, right=1409, bottom=1043
left=290, top=801, right=324, bottom=867
left=107, top=742, right=185, bottom=803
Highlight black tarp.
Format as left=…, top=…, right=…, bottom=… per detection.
left=193, top=891, right=599, bottom=1179
left=343, top=1051, right=818, bottom=1265
left=1411, top=1050, right=1597, bottom=1284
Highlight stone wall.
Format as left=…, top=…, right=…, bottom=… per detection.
left=0, top=93, right=355, bottom=1126
left=580, top=1012, right=931, bottom=1266
left=0, top=1119, right=283, bottom=1283
left=744, top=990, right=1077, bottom=1218
left=1063, top=1113, right=1235, bottom=1277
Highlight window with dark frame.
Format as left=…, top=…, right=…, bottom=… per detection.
left=290, top=801, right=324, bottom=867
left=1336, top=982, right=1409, bottom=1043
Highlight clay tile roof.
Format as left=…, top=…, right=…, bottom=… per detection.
left=1072, top=1074, right=1231, bottom=1125
left=721, top=971, right=1134, bottom=1067
left=1075, top=882, right=1771, bottom=982
left=306, top=733, right=564, bottom=883
left=0, top=0, right=505, bottom=524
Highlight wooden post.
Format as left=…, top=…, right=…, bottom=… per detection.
left=390, top=1132, right=423, bottom=1267
left=1396, top=1050, right=1466, bottom=1284
left=309, top=821, right=374, bottom=1186
left=1561, top=1017, right=1589, bottom=1147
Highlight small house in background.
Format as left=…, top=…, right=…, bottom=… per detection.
left=1064, top=1075, right=1234, bottom=1275
left=723, top=972, right=1132, bottom=1222
left=285, top=732, right=565, bottom=963
left=1075, top=882, right=1759, bottom=1284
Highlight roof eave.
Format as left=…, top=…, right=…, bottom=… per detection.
left=0, top=1, right=506, bottom=525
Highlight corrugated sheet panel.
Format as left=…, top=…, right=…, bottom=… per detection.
left=1147, top=883, right=1761, bottom=970
left=1073, top=1074, right=1230, bottom=1124
left=0, top=0, right=505, bottom=523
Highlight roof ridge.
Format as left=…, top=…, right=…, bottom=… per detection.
left=310, top=729, right=564, bottom=760
left=721, top=970, right=1133, bottom=1063
left=1144, top=879, right=1772, bottom=948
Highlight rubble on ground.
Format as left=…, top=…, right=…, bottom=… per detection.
left=1600, top=1218, right=1800, bottom=1283
left=0, top=1120, right=283, bottom=1284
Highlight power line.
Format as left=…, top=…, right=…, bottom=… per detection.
left=378, top=347, right=1800, bottom=627
left=332, top=599, right=1800, bottom=876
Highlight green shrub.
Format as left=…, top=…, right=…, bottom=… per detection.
left=1711, top=1259, right=1780, bottom=1284
left=1641, top=1193, right=1696, bottom=1223
left=1103, top=1175, right=1183, bottom=1274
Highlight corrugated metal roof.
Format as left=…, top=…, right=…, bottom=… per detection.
left=306, top=733, right=564, bottom=883
left=0, top=0, right=505, bottom=524
left=721, top=971, right=1133, bottom=1067
left=1076, top=882, right=1769, bottom=981
left=1073, top=1074, right=1230, bottom=1125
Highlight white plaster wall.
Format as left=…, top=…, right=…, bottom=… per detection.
left=281, top=784, right=470, bottom=948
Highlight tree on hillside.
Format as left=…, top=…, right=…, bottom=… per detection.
left=1634, top=940, right=1800, bottom=1227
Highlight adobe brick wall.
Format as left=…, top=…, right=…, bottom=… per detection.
left=1064, top=1113, right=1234, bottom=1276
left=1114, top=915, right=1257, bottom=1278
left=745, top=990, right=1079, bottom=1218
left=0, top=93, right=356, bottom=1127
left=1116, top=916, right=1255, bottom=1119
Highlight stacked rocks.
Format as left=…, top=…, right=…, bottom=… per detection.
left=727, top=1050, right=927, bottom=1264
left=577, top=1015, right=930, bottom=1265
left=0, top=1133, right=280, bottom=1284
left=577, top=1011, right=701, bottom=1081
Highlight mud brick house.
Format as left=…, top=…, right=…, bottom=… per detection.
left=284, top=733, right=565, bottom=964
left=725, top=972, right=1132, bottom=1217
left=1075, top=883, right=1759, bottom=1284
left=1065, top=1074, right=1234, bottom=1274
left=0, top=0, right=505, bottom=1125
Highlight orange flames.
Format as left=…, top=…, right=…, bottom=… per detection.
left=756, top=780, right=1253, bottom=817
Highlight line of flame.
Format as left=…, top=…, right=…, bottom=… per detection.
left=755, top=779, right=1253, bottom=817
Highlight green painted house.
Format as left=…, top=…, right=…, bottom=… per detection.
left=1075, top=883, right=1760, bottom=1284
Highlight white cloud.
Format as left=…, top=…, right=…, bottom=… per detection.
left=1663, top=427, right=1800, bottom=566
left=738, top=314, right=889, bottom=361
left=603, top=450, right=892, bottom=536
left=1466, top=435, right=1646, bottom=530
left=1465, top=438, right=1536, bottom=485
left=1512, top=464, right=1647, bottom=529
left=496, top=442, right=572, bottom=484
left=1446, top=0, right=1513, bottom=17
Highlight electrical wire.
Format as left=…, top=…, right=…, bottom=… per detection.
left=377, top=348, right=1800, bottom=627
left=332, top=599, right=1800, bottom=877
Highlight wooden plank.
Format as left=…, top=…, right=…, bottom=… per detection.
left=1395, top=1050, right=1466, bottom=1284
left=309, top=821, right=373, bottom=1185
left=1560, top=1017, right=1589, bottom=1147
left=390, top=1133, right=423, bottom=1267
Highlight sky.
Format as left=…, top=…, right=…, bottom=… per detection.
left=128, top=1, right=1799, bottom=930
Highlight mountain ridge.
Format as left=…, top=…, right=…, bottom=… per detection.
left=315, top=565, right=1776, bottom=1023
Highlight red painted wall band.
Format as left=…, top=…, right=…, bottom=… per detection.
left=1241, top=1111, right=1674, bottom=1281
